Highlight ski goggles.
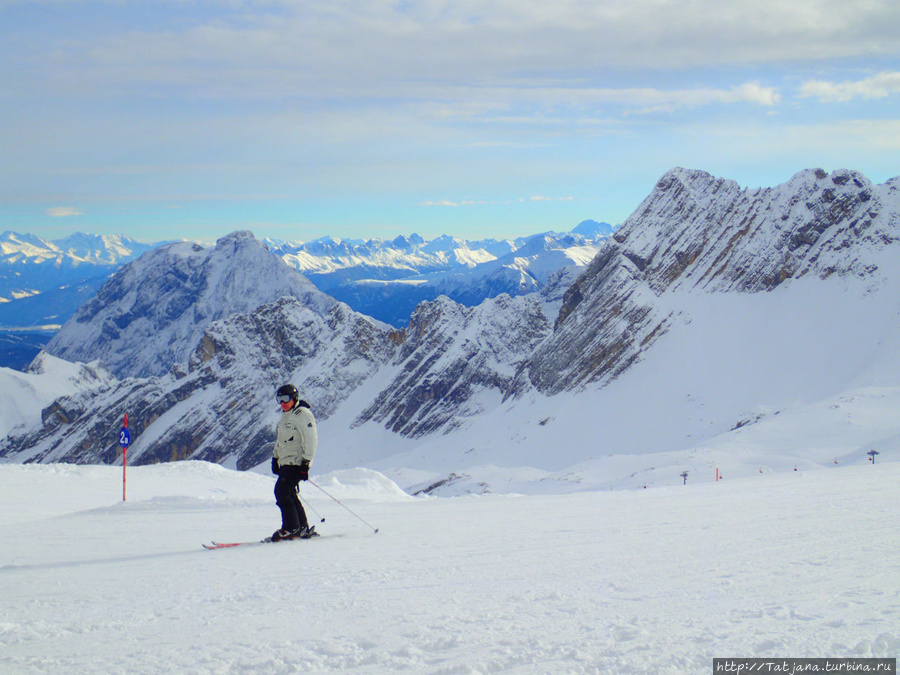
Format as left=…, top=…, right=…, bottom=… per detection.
left=276, top=394, right=294, bottom=403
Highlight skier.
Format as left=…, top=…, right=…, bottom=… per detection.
left=270, top=384, right=318, bottom=541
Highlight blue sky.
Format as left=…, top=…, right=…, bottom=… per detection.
left=1, top=0, right=898, bottom=244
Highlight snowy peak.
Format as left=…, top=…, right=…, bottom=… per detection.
left=572, top=219, right=616, bottom=238
left=272, top=232, right=507, bottom=281
left=0, top=232, right=163, bottom=334
left=3, top=296, right=397, bottom=468
left=212, top=229, right=257, bottom=253
left=44, top=232, right=336, bottom=378
left=0, top=353, right=116, bottom=440
left=0, top=230, right=159, bottom=308
left=0, top=231, right=57, bottom=259
left=6, top=167, right=898, bottom=478
left=391, top=233, right=425, bottom=249
left=51, top=232, right=151, bottom=265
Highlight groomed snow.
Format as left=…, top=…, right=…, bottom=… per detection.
left=2, top=461, right=897, bottom=674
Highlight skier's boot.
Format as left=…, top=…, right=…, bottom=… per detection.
left=270, top=528, right=292, bottom=542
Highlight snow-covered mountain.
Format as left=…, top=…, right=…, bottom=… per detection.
left=0, top=352, right=115, bottom=441
left=43, top=231, right=337, bottom=378
left=2, top=169, right=899, bottom=497
left=356, top=293, right=551, bottom=437
left=1, top=297, right=395, bottom=469
left=1, top=231, right=129, bottom=268
left=4, top=181, right=897, bottom=675
left=388, top=167, right=900, bottom=494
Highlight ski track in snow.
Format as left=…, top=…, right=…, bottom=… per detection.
left=1, top=462, right=898, bottom=674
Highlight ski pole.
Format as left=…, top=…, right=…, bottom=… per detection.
left=298, top=492, right=325, bottom=523
left=308, top=480, right=380, bottom=533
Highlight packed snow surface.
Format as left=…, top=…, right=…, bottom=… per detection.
left=2, top=461, right=897, bottom=674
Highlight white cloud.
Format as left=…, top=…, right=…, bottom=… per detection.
left=798, top=72, right=900, bottom=102
left=411, top=81, right=781, bottom=128
left=612, top=82, right=781, bottom=115
left=730, top=82, right=782, bottom=107
left=46, top=206, right=83, bottom=217
left=504, top=81, right=779, bottom=108
left=419, top=200, right=460, bottom=207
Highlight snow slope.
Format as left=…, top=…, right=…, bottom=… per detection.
left=0, top=353, right=114, bottom=439
left=315, top=264, right=900, bottom=495
left=1, top=461, right=897, bottom=674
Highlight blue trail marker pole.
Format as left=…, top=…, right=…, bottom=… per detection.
left=119, top=414, right=131, bottom=501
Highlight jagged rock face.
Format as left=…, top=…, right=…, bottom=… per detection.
left=356, top=294, right=551, bottom=437
left=523, top=246, right=664, bottom=395
left=524, top=168, right=900, bottom=395
left=617, top=168, right=897, bottom=293
left=44, top=231, right=336, bottom=378
left=3, top=298, right=396, bottom=469
left=188, top=297, right=397, bottom=422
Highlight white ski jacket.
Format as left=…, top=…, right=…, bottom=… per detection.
left=273, top=403, right=317, bottom=467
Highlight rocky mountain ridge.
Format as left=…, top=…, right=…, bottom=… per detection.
left=2, top=298, right=398, bottom=468
left=356, top=293, right=551, bottom=437
left=523, top=167, right=899, bottom=395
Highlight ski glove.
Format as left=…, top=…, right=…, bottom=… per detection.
left=298, top=460, right=310, bottom=481
left=271, top=457, right=280, bottom=475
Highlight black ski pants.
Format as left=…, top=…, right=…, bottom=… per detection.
left=274, top=465, right=309, bottom=532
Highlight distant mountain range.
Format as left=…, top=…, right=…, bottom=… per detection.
left=0, top=231, right=157, bottom=306
left=0, top=232, right=159, bottom=369
left=271, top=220, right=614, bottom=326
left=0, top=221, right=615, bottom=368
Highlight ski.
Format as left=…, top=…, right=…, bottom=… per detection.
left=203, top=540, right=268, bottom=550
left=203, top=531, right=322, bottom=550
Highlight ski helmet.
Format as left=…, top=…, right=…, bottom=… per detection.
left=276, top=384, right=299, bottom=404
